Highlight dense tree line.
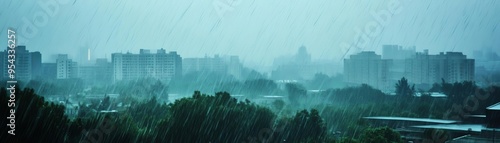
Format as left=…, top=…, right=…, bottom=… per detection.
left=2, top=88, right=345, bottom=142
left=1, top=87, right=69, bottom=142
left=4, top=75, right=499, bottom=142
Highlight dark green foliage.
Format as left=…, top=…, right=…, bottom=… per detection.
left=323, top=84, right=388, bottom=104
left=286, top=83, right=307, bottom=105
left=272, top=99, right=286, bottom=111
left=241, top=79, right=279, bottom=96
left=359, top=127, right=403, bottom=143
left=395, top=77, right=415, bottom=97
left=5, top=77, right=498, bottom=143
left=169, top=71, right=237, bottom=94
left=155, top=91, right=276, bottom=142
left=126, top=96, right=169, bottom=129
left=98, top=95, right=111, bottom=111
left=119, top=78, right=169, bottom=99
left=437, top=80, right=500, bottom=115
left=24, top=78, right=84, bottom=95
left=428, top=83, right=441, bottom=92
left=278, top=109, right=327, bottom=142
left=88, top=77, right=169, bottom=101
left=337, top=137, right=360, bottom=143
left=243, top=69, right=267, bottom=80
left=72, top=114, right=140, bottom=143
left=149, top=80, right=168, bottom=99
left=307, top=73, right=345, bottom=90
left=440, top=79, right=477, bottom=103
left=0, top=87, right=69, bottom=143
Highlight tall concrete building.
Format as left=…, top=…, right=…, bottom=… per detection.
left=78, top=58, right=113, bottom=85
left=225, top=56, right=243, bottom=80
left=57, top=54, right=78, bottom=79
left=382, top=45, right=417, bottom=88
left=344, top=51, right=391, bottom=91
left=382, top=45, right=416, bottom=59
left=183, top=55, right=228, bottom=75
left=344, top=46, right=475, bottom=92
left=183, top=55, right=245, bottom=79
left=112, top=49, right=182, bottom=82
left=405, top=51, right=475, bottom=88
left=272, top=46, right=337, bottom=80
left=0, top=46, right=42, bottom=81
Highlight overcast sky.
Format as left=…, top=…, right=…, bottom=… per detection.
left=1, top=0, right=499, bottom=70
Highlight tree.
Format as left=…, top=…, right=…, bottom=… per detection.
left=395, top=77, right=415, bottom=97
left=428, top=83, right=442, bottom=92
left=244, top=70, right=266, bottom=80
left=440, top=79, right=477, bottom=103
left=98, top=94, right=111, bottom=111
left=0, top=88, right=69, bottom=143
left=155, top=91, right=276, bottom=142
left=286, top=83, right=307, bottom=105
left=307, top=73, right=345, bottom=90
left=126, top=96, right=169, bottom=129
left=242, top=79, right=278, bottom=96
left=272, top=99, right=286, bottom=111
left=279, top=109, right=327, bottom=142
left=359, top=127, right=403, bottom=143
left=324, top=84, right=387, bottom=104
left=150, top=80, right=168, bottom=99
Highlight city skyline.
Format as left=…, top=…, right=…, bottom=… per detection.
left=3, top=44, right=496, bottom=87
left=2, top=0, right=500, bottom=69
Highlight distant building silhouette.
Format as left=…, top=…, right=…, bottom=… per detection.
left=183, top=55, right=227, bottom=75
left=344, top=45, right=475, bottom=92
left=183, top=55, right=244, bottom=79
left=57, top=54, right=78, bottom=79
left=111, top=49, right=182, bottom=82
left=382, top=45, right=417, bottom=89
left=405, top=51, right=474, bottom=88
left=272, top=46, right=337, bottom=80
left=78, top=58, right=113, bottom=85
left=344, top=51, right=391, bottom=91
left=225, top=56, right=243, bottom=80
left=382, top=45, right=416, bottom=59
left=295, top=45, right=311, bottom=64
left=0, top=46, right=42, bottom=81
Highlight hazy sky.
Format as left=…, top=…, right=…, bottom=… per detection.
left=1, top=0, right=500, bottom=69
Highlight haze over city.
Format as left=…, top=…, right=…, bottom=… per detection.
left=2, top=0, right=500, bottom=72
left=2, top=0, right=500, bottom=142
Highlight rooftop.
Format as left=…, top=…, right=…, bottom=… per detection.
left=449, top=135, right=500, bottom=143
left=412, top=124, right=486, bottom=132
left=487, top=102, right=500, bottom=110
left=363, top=116, right=458, bottom=124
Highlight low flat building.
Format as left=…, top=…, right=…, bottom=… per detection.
left=364, top=102, right=500, bottom=142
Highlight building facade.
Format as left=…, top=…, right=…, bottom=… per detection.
left=271, top=46, right=337, bottom=80
left=405, top=51, right=475, bottom=87
left=112, top=49, right=182, bottom=82
left=0, top=46, right=42, bottom=81
left=382, top=45, right=417, bottom=86
left=344, top=51, right=391, bottom=91
left=183, top=55, right=228, bottom=75
left=78, top=58, right=113, bottom=85
left=225, top=56, right=243, bottom=80
left=56, top=54, right=78, bottom=79
left=344, top=46, right=475, bottom=92
left=382, top=45, right=416, bottom=60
